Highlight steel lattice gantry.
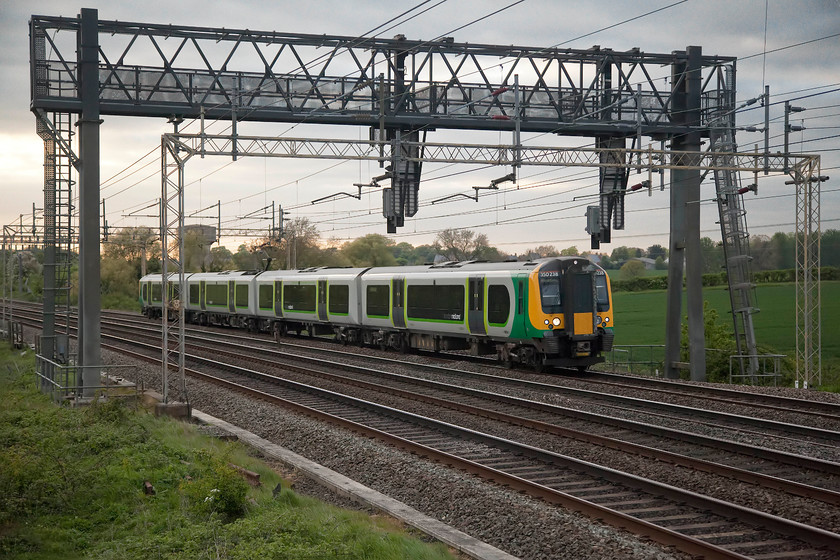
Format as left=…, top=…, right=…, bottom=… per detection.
left=30, top=11, right=737, bottom=235
left=163, top=132, right=822, bottom=387
left=29, top=9, right=820, bottom=390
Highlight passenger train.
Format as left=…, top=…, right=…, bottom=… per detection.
left=139, top=257, right=614, bottom=371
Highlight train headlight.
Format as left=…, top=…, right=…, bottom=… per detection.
left=595, top=315, right=602, bottom=325
left=552, top=317, right=561, bottom=326
left=544, top=319, right=550, bottom=325
left=604, top=317, right=610, bottom=323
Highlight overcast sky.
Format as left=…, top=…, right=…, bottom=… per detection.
left=1, top=0, right=838, bottom=256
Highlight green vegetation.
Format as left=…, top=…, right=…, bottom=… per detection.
left=6, top=226, right=840, bottom=313
left=0, top=347, right=456, bottom=560
left=611, top=282, right=840, bottom=389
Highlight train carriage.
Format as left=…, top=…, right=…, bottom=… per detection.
left=252, top=267, right=369, bottom=338
left=140, top=256, right=614, bottom=372
left=183, top=271, right=260, bottom=328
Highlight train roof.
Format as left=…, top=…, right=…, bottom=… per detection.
left=361, top=256, right=589, bottom=275
left=138, top=257, right=593, bottom=283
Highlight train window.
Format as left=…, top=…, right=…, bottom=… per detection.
left=329, top=284, right=350, bottom=315
left=595, top=274, right=610, bottom=312
left=407, top=284, right=464, bottom=322
left=366, top=284, right=390, bottom=318
left=189, top=284, right=199, bottom=305
left=235, top=284, right=249, bottom=308
left=539, top=274, right=563, bottom=314
left=151, top=283, right=162, bottom=303
left=206, top=284, right=227, bottom=306
left=258, top=284, right=273, bottom=310
left=572, top=273, right=595, bottom=313
left=284, top=284, right=316, bottom=312
left=487, top=285, right=510, bottom=325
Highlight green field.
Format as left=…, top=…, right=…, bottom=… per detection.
left=605, top=268, right=668, bottom=281
left=611, top=281, right=840, bottom=372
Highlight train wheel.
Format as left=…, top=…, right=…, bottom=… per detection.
left=533, top=352, right=549, bottom=373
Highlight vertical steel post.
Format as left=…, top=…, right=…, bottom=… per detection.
left=77, top=8, right=101, bottom=396
left=664, top=53, right=687, bottom=380
left=41, top=132, right=56, bottom=376
left=160, top=177, right=168, bottom=403
left=683, top=46, right=705, bottom=382
left=1, top=235, right=5, bottom=329
left=793, top=162, right=823, bottom=388
left=784, top=101, right=790, bottom=174
left=764, top=85, right=769, bottom=175
left=664, top=47, right=705, bottom=380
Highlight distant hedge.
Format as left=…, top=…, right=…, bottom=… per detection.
left=610, top=266, right=839, bottom=292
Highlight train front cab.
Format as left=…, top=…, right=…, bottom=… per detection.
left=527, top=258, right=611, bottom=370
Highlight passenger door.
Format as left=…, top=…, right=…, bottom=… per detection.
left=274, top=281, right=283, bottom=317
left=468, top=276, right=486, bottom=335
left=317, top=280, right=328, bottom=321
left=199, top=281, right=206, bottom=311
left=228, top=281, right=235, bottom=313
left=392, top=276, right=406, bottom=328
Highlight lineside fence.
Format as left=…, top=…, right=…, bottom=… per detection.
left=34, top=353, right=140, bottom=403
left=604, top=344, right=784, bottom=386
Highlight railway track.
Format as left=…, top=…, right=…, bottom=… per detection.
left=102, top=316, right=840, bottom=447
left=111, top=333, right=840, bottom=559
left=119, top=309, right=840, bottom=432
left=12, top=303, right=840, bottom=558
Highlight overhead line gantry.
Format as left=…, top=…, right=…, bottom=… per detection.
left=28, top=9, right=822, bottom=397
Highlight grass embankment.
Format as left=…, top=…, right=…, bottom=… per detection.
left=611, top=281, right=840, bottom=388
left=0, top=346, right=457, bottom=560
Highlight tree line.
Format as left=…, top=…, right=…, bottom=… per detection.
left=3, top=223, right=840, bottom=310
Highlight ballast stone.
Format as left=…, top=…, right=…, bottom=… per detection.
left=191, top=409, right=521, bottom=560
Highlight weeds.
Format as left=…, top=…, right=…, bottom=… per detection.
left=0, top=344, right=456, bottom=560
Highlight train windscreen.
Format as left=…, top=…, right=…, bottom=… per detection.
left=595, top=273, right=609, bottom=312
left=538, top=270, right=563, bottom=314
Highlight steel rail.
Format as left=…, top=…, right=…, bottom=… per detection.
left=141, top=312, right=839, bottom=424
left=15, top=306, right=840, bottom=559
left=49, top=312, right=840, bottom=479
left=108, top=333, right=840, bottom=559
left=179, top=334, right=840, bottom=506
left=15, top=301, right=840, bottom=437
left=174, top=320, right=840, bottom=443
left=583, top=371, right=840, bottom=419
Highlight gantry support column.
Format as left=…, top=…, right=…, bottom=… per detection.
left=793, top=159, right=822, bottom=388
left=77, top=8, right=101, bottom=395
left=665, top=46, right=706, bottom=381
left=161, top=135, right=190, bottom=404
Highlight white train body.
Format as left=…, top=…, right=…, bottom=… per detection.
left=139, top=258, right=613, bottom=370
